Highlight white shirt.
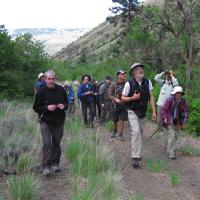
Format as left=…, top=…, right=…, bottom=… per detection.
left=122, top=79, right=153, bottom=96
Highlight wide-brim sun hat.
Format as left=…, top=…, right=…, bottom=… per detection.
left=171, top=86, right=185, bottom=95
left=129, top=63, right=145, bottom=75
left=38, top=72, right=44, bottom=80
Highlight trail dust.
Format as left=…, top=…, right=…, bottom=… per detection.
left=97, top=120, right=200, bottom=200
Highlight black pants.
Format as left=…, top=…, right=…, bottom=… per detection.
left=94, top=96, right=101, bottom=119
left=81, top=100, right=95, bottom=124
left=40, top=121, right=64, bottom=168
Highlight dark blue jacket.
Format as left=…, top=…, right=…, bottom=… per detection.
left=68, top=86, right=75, bottom=104
left=35, top=80, right=46, bottom=93
left=77, top=83, right=94, bottom=103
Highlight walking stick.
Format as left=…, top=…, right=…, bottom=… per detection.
left=149, top=126, right=162, bottom=139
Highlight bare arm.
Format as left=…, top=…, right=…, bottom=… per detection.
left=149, top=91, right=156, bottom=121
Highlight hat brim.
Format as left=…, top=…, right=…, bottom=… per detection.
left=129, top=64, right=145, bottom=75
left=171, top=91, right=185, bottom=95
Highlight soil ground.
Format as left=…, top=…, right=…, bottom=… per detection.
left=1, top=119, right=200, bottom=200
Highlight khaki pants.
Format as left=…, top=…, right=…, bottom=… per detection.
left=166, top=125, right=178, bottom=157
left=128, top=110, right=145, bottom=158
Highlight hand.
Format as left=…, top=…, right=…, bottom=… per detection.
left=164, top=119, right=168, bottom=124
left=115, top=98, right=121, bottom=104
left=48, top=105, right=56, bottom=111
left=101, top=104, right=105, bottom=108
left=152, top=112, right=156, bottom=121
left=132, top=92, right=140, bottom=100
left=85, top=91, right=93, bottom=95
left=57, top=104, right=64, bottom=110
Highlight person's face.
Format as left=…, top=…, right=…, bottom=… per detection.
left=41, top=75, right=45, bottom=81
left=45, top=74, right=55, bottom=88
left=133, top=67, right=144, bottom=80
left=118, top=73, right=126, bottom=81
left=83, top=76, right=89, bottom=84
left=174, top=92, right=182, bottom=101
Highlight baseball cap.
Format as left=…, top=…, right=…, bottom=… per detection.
left=117, top=70, right=126, bottom=76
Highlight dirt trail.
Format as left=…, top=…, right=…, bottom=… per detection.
left=1, top=119, right=200, bottom=200
left=97, top=121, right=200, bottom=200
left=37, top=129, right=72, bottom=200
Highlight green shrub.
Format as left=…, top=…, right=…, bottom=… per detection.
left=187, top=98, right=200, bottom=136
left=146, top=158, right=165, bottom=173
left=65, top=142, right=81, bottom=161
left=170, top=171, right=180, bottom=187
left=105, top=121, right=114, bottom=133
left=16, top=153, right=33, bottom=175
left=7, top=174, right=39, bottom=200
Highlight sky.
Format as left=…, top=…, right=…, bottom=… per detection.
left=0, top=0, right=115, bottom=29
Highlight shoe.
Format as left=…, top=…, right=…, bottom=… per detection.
left=132, top=158, right=140, bottom=168
left=128, top=121, right=131, bottom=126
left=111, top=132, right=116, bottom=138
left=168, top=155, right=176, bottom=160
left=43, top=167, right=51, bottom=176
left=51, top=165, right=61, bottom=172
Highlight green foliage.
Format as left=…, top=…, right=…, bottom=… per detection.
left=170, top=171, right=180, bottom=187
left=66, top=117, right=119, bottom=200
left=128, top=192, right=143, bottom=200
left=16, top=154, right=33, bottom=175
left=105, top=121, right=115, bottom=133
left=146, top=158, right=165, bottom=173
left=187, top=98, right=200, bottom=136
left=0, top=101, right=41, bottom=173
left=0, top=26, right=51, bottom=99
left=65, top=142, right=81, bottom=161
left=7, top=174, right=39, bottom=200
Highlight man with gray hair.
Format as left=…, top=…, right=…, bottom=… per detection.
left=33, top=70, right=68, bottom=176
left=121, top=63, right=156, bottom=168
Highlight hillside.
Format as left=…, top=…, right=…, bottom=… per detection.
left=10, top=28, right=90, bottom=55
left=53, top=19, right=124, bottom=63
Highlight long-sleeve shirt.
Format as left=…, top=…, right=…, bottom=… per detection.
left=154, top=72, right=178, bottom=107
left=77, top=83, right=94, bottom=103
left=160, top=96, right=189, bottom=128
left=33, top=84, right=68, bottom=126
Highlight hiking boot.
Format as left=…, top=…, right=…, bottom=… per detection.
left=132, top=158, right=140, bottom=168
left=43, top=167, right=51, bottom=176
left=168, top=155, right=176, bottom=160
left=51, top=165, right=61, bottom=172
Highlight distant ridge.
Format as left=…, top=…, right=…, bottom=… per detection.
left=9, top=28, right=90, bottom=55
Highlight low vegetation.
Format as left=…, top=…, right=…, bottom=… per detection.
left=146, top=157, right=165, bottom=173
left=170, top=171, right=180, bottom=187
left=65, top=117, right=120, bottom=200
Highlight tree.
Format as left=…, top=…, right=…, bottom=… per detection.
left=109, top=0, right=140, bottom=22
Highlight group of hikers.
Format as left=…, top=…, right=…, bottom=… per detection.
left=33, top=62, right=189, bottom=176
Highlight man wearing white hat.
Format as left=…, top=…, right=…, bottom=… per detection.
left=35, top=72, right=46, bottom=94
left=160, top=86, right=189, bottom=159
left=121, top=63, right=156, bottom=168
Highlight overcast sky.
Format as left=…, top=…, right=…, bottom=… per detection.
left=0, top=0, right=115, bottom=29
